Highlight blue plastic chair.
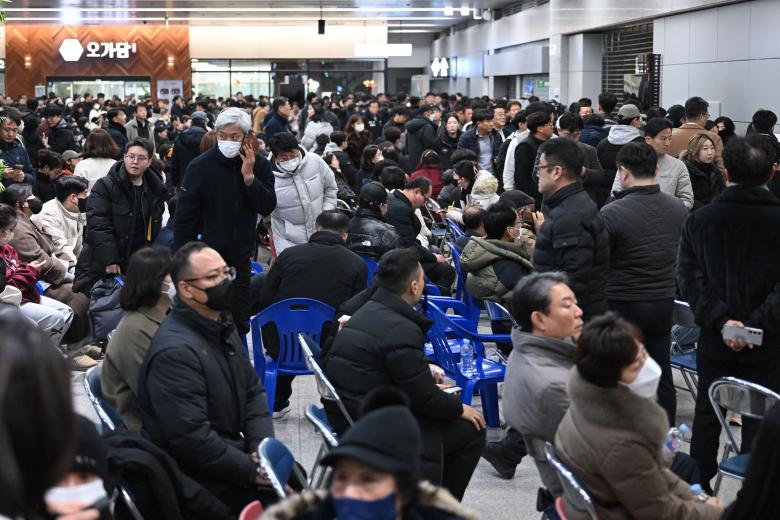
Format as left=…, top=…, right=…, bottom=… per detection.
left=357, top=253, right=379, bottom=288
left=83, top=366, right=127, bottom=433
left=250, top=261, right=264, bottom=276
left=545, top=443, right=600, bottom=519
left=250, top=298, right=336, bottom=410
left=447, top=218, right=465, bottom=239
left=669, top=300, right=699, bottom=400
left=426, top=302, right=507, bottom=427
left=448, top=242, right=482, bottom=321
left=257, top=438, right=306, bottom=499
left=708, top=377, right=780, bottom=495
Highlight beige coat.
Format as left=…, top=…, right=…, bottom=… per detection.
left=555, top=368, right=721, bottom=520
left=102, top=306, right=166, bottom=432
left=670, top=123, right=724, bottom=175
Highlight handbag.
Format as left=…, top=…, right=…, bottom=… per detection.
left=88, top=275, right=125, bottom=344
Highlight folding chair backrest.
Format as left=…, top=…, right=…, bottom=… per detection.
left=299, top=333, right=354, bottom=426
left=258, top=438, right=297, bottom=499
left=672, top=300, right=697, bottom=327
left=357, top=254, right=379, bottom=287
left=448, top=241, right=466, bottom=298
left=545, top=443, right=600, bottom=520
left=305, top=404, right=339, bottom=448
left=83, top=366, right=124, bottom=432
left=485, top=301, right=517, bottom=327
left=709, top=377, right=780, bottom=454
left=447, top=218, right=465, bottom=238
left=251, top=298, right=335, bottom=370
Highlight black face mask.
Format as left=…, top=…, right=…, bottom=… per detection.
left=77, top=197, right=87, bottom=212
left=203, top=277, right=235, bottom=311
left=27, top=197, right=43, bottom=215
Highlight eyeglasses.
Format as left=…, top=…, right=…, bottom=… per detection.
left=183, top=266, right=236, bottom=284
left=125, top=153, right=149, bottom=162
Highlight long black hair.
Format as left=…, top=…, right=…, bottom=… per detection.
left=725, top=403, right=780, bottom=518
left=0, top=310, right=73, bottom=517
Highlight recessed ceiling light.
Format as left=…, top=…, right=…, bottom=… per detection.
left=443, top=6, right=454, bottom=16
left=459, top=6, right=470, bottom=16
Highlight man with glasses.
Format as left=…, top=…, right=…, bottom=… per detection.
left=0, top=108, right=34, bottom=187
left=74, top=137, right=169, bottom=295
left=138, top=242, right=278, bottom=515
left=175, top=107, right=276, bottom=336
left=670, top=96, right=725, bottom=175
left=532, top=139, right=609, bottom=320
left=611, top=117, right=694, bottom=208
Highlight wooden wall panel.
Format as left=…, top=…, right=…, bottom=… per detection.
left=5, top=25, right=190, bottom=100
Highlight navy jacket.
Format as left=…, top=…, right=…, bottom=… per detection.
left=0, top=139, right=34, bottom=186
left=457, top=128, right=503, bottom=171
left=262, top=113, right=292, bottom=143
left=174, top=147, right=276, bottom=264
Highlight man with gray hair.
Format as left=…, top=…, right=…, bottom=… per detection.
left=175, top=107, right=277, bottom=334
left=484, top=271, right=582, bottom=517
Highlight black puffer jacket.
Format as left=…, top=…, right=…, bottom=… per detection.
left=174, top=146, right=276, bottom=264
left=322, top=287, right=463, bottom=424
left=405, top=116, right=439, bottom=170
left=385, top=190, right=436, bottom=263
left=533, top=182, right=609, bottom=318
left=347, top=206, right=400, bottom=259
left=683, top=158, right=725, bottom=210
left=678, top=185, right=780, bottom=364
left=138, top=300, right=273, bottom=496
left=600, top=185, right=688, bottom=301
left=74, top=162, right=168, bottom=294
left=168, top=125, right=206, bottom=188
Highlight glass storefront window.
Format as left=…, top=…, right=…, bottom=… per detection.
left=192, top=72, right=230, bottom=98
left=191, top=59, right=230, bottom=72
left=271, top=60, right=307, bottom=71
left=231, top=60, right=272, bottom=72
left=231, top=71, right=271, bottom=98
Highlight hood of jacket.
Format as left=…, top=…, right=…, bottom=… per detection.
left=405, top=116, right=433, bottom=135
left=607, top=124, right=640, bottom=145
left=461, top=236, right=533, bottom=271
left=106, top=160, right=167, bottom=198
left=269, top=146, right=309, bottom=179
left=567, top=367, right=669, bottom=454
left=323, top=142, right=342, bottom=154
left=471, top=170, right=498, bottom=195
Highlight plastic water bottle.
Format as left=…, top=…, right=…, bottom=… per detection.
left=690, top=484, right=710, bottom=503
left=663, top=423, right=689, bottom=465
left=460, top=339, right=475, bottom=378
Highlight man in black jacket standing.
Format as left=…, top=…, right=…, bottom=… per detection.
left=168, top=111, right=208, bottom=189
left=385, top=177, right=455, bottom=295
left=106, top=108, right=128, bottom=159
left=175, top=107, right=277, bottom=335
left=255, top=210, right=367, bottom=415
left=138, top=242, right=276, bottom=514
left=513, top=112, right=553, bottom=206
left=677, top=136, right=780, bottom=492
left=44, top=105, right=78, bottom=154
left=322, top=248, right=486, bottom=500
left=532, top=139, right=609, bottom=320
left=404, top=104, right=440, bottom=170
left=74, top=137, right=168, bottom=295
left=601, top=143, right=688, bottom=423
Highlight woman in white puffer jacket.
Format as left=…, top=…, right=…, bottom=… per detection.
left=300, top=103, right=334, bottom=152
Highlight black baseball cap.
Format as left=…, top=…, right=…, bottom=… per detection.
left=499, top=190, right=535, bottom=209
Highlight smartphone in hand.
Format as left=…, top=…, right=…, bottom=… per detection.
left=723, top=324, right=763, bottom=346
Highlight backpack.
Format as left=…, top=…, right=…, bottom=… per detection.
left=89, top=275, right=125, bottom=344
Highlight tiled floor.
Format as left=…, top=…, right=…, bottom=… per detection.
left=72, top=352, right=741, bottom=519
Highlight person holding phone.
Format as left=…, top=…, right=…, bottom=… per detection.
left=174, top=107, right=277, bottom=336
left=678, top=136, right=780, bottom=493
left=0, top=108, right=35, bottom=187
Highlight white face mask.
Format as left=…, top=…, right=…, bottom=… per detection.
left=354, top=123, right=365, bottom=133
left=278, top=156, right=301, bottom=172
left=217, top=140, right=242, bottom=158
left=621, top=356, right=662, bottom=399
left=45, top=479, right=107, bottom=507
left=162, top=282, right=176, bottom=301
left=429, top=115, right=438, bottom=124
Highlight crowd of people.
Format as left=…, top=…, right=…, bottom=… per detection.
left=0, top=85, right=779, bottom=520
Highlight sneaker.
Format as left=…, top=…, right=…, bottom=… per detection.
left=481, top=441, right=517, bottom=479
left=273, top=401, right=291, bottom=419
left=82, top=345, right=104, bottom=360
left=70, top=354, right=97, bottom=371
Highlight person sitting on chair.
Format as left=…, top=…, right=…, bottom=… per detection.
left=346, top=181, right=401, bottom=260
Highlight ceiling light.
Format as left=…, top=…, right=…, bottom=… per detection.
left=443, top=6, right=454, bottom=16
left=459, top=6, right=470, bottom=16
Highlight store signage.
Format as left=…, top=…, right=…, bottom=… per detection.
left=58, top=38, right=138, bottom=62
left=431, top=57, right=449, bottom=78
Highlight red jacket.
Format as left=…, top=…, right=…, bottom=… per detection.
left=410, top=166, right=444, bottom=199
left=1, top=244, right=40, bottom=304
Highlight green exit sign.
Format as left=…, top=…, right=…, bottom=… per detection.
left=536, top=79, right=546, bottom=87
